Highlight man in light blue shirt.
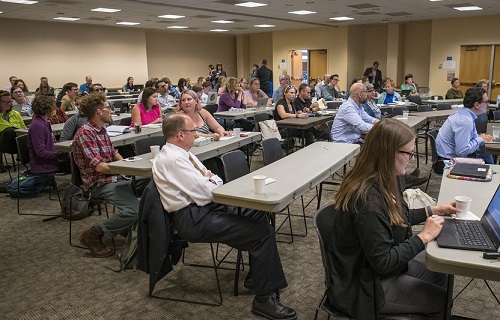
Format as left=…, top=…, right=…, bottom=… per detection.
left=330, top=83, right=378, bottom=143
left=436, top=87, right=494, bottom=164
left=272, top=74, right=290, bottom=102
left=79, top=76, right=92, bottom=94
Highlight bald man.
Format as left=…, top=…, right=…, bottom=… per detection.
left=330, top=83, right=378, bottom=143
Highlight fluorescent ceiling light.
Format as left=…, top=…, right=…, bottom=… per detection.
left=53, top=17, right=80, bottom=21
left=429, top=0, right=444, bottom=2
left=330, top=16, right=354, bottom=21
left=288, top=10, right=317, bottom=15
left=167, top=26, right=189, bottom=29
left=210, top=29, right=229, bottom=32
left=235, top=2, right=267, bottom=8
left=254, top=24, right=275, bottom=28
left=91, top=8, right=121, bottom=13
left=211, top=20, right=234, bottom=23
left=0, top=11, right=3, bottom=14
left=158, top=14, right=185, bottom=19
left=1, top=0, right=38, bottom=4
left=116, top=22, right=140, bottom=25
left=453, top=6, right=483, bottom=11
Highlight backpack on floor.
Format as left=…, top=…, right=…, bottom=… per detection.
left=7, top=175, right=51, bottom=198
left=60, top=184, right=94, bottom=221
left=107, top=225, right=138, bottom=273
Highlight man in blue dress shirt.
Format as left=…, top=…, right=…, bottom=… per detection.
left=436, top=87, right=494, bottom=169
left=79, top=76, right=92, bottom=94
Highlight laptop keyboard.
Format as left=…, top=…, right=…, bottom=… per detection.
left=455, top=220, right=489, bottom=247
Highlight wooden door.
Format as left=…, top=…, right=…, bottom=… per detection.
left=290, top=50, right=303, bottom=88
left=309, top=50, right=327, bottom=86
left=459, top=45, right=492, bottom=93
left=491, top=45, right=500, bottom=103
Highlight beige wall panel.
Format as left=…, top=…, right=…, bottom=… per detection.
left=429, top=15, right=500, bottom=97
left=0, top=18, right=149, bottom=90
left=247, top=32, right=273, bottom=80
left=363, top=25, right=388, bottom=80
left=347, top=25, right=365, bottom=85
left=402, top=21, right=432, bottom=88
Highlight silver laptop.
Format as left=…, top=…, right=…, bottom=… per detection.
left=256, top=97, right=268, bottom=109
left=206, top=91, right=218, bottom=105
left=419, top=87, right=430, bottom=96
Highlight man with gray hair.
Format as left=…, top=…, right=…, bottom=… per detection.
left=314, top=74, right=330, bottom=99
left=272, top=74, right=291, bottom=102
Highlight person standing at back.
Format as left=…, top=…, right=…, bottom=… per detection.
left=363, top=61, right=383, bottom=91
left=255, top=59, right=273, bottom=96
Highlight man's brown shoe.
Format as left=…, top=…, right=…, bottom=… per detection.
left=80, top=228, right=114, bottom=258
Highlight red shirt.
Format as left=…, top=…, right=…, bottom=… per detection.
left=72, top=121, right=117, bottom=190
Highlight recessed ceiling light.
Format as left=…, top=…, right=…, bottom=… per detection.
left=453, top=6, right=483, bottom=11
left=235, top=2, right=267, bottom=8
left=116, top=22, right=140, bottom=25
left=254, top=24, right=275, bottom=28
left=429, top=0, right=444, bottom=2
left=211, top=20, right=234, bottom=24
left=158, top=14, right=185, bottom=19
left=167, top=26, right=189, bottom=29
left=53, top=17, right=80, bottom=21
left=1, top=0, right=38, bottom=4
left=210, top=29, right=229, bottom=32
left=91, top=8, right=121, bottom=13
left=288, top=10, right=317, bottom=15
left=329, top=16, right=354, bottom=21
left=0, top=11, right=3, bottom=14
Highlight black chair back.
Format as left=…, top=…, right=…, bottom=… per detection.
left=314, top=204, right=337, bottom=296
left=15, top=134, right=29, bottom=167
left=417, top=105, right=433, bottom=112
left=261, top=138, right=284, bottom=165
left=220, top=150, right=249, bottom=182
left=120, top=117, right=132, bottom=126
left=69, top=154, right=84, bottom=187
left=253, top=112, right=271, bottom=132
left=326, top=120, right=334, bottom=141
left=427, top=130, right=439, bottom=168
left=391, top=107, right=409, bottom=116
left=475, top=113, right=488, bottom=134
left=407, top=95, right=422, bottom=105
left=326, top=101, right=342, bottom=110
left=493, top=110, right=500, bottom=121
left=204, top=104, right=218, bottom=116
left=436, top=103, right=451, bottom=111
left=134, top=136, right=166, bottom=155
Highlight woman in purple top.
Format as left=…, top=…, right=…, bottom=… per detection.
left=217, top=77, right=246, bottom=112
left=28, top=95, right=68, bottom=174
left=131, top=87, right=162, bottom=126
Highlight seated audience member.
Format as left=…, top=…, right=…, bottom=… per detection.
left=445, top=78, right=463, bottom=99
left=156, top=80, right=176, bottom=113
left=152, top=114, right=297, bottom=320
left=14, top=79, right=29, bottom=93
left=244, top=78, right=271, bottom=107
left=361, top=83, right=383, bottom=119
left=344, top=77, right=363, bottom=100
left=56, top=82, right=76, bottom=108
left=377, top=79, right=401, bottom=104
left=136, top=80, right=156, bottom=104
left=331, top=83, right=378, bottom=143
left=476, top=79, right=494, bottom=104
left=60, top=82, right=79, bottom=111
left=28, top=95, right=68, bottom=174
left=60, top=95, right=87, bottom=141
left=211, top=63, right=227, bottom=87
left=11, top=86, right=33, bottom=116
left=35, top=77, right=55, bottom=96
left=123, top=77, right=134, bottom=92
left=5, top=75, right=17, bottom=92
left=329, top=118, right=456, bottom=319
left=192, top=85, right=203, bottom=101
left=175, top=78, right=188, bottom=100
left=196, top=76, right=204, bottom=86
left=176, top=90, right=228, bottom=140
left=239, top=77, right=249, bottom=92
left=0, top=90, right=26, bottom=172
left=131, top=87, right=162, bottom=126
left=73, top=93, right=140, bottom=258
left=315, top=74, right=330, bottom=99
left=400, top=74, right=419, bottom=96
left=218, top=77, right=252, bottom=130
left=321, top=74, right=343, bottom=101
left=250, top=64, right=259, bottom=78
left=91, top=83, right=104, bottom=93
left=216, top=76, right=226, bottom=95
left=293, top=84, right=326, bottom=140
left=185, top=77, right=192, bottom=90
left=79, top=76, right=92, bottom=94
left=436, top=87, right=494, bottom=171
left=272, top=74, right=291, bottom=102
left=200, top=81, right=213, bottom=104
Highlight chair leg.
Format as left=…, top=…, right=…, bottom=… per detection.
left=424, top=171, right=432, bottom=193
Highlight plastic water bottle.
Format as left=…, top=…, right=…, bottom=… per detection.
left=496, top=95, right=500, bottom=108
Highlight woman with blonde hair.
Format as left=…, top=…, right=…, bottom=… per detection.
left=327, top=119, right=458, bottom=319
left=176, top=90, right=228, bottom=140
left=244, top=77, right=271, bottom=107
left=217, top=77, right=253, bottom=130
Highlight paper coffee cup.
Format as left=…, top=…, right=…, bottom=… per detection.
left=402, top=111, right=409, bottom=119
left=233, top=128, right=241, bottom=137
left=455, top=196, right=472, bottom=218
left=150, top=145, right=160, bottom=157
left=253, top=175, right=266, bottom=194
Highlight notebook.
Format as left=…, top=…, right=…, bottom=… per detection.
left=437, top=185, right=500, bottom=252
left=256, top=97, right=268, bottom=109
left=400, top=90, right=411, bottom=97
left=449, top=162, right=489, bottom=179
left=206, top=91, right=218, bottom=105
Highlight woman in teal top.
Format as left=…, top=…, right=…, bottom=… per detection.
left=400, top=74, right=419, bottom=96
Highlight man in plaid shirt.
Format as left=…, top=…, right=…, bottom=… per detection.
left=73, top=93, right=139, bottom=257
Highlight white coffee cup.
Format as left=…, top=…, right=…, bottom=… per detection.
left=253, top=175, right=266, bottom=194
left=455, top=196, right=472, bottom=218
left=150, top=145, right=160, bottom=157
left=233, top=128, right=241, bottom=137
left=434, top=96, right=439, bottom=101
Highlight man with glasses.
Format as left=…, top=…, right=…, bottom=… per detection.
left=272, top=74, right=291, bottom=102
left=73, top=93, right=140, bottom=258
left=321, top=74, right=343, bottom=101
left=436, top=87, right=494, bottom=171
left=152, top=113, right=297, bottom=320
left=156, top=80, right=176, bottom=113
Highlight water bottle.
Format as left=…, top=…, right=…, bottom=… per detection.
left=496, top=95, right=500, bottom=108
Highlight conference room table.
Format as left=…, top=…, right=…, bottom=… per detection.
left=485, top=122, right=500, bottom=158
left=54, top=125, right=163, bottom=153
left=421, top=98, right=463, bottom=105
left=425, top=166, right=500, bottom=318
left=105, top=132, right=262, bottom=177
left=409, top=109, right=455, bottom=123
left=214, top=107, right=274, bottom=121
left=22, top=109, right=78, bottom=124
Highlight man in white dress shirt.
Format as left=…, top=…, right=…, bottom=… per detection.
left=151, top=114, right=297, bottom=320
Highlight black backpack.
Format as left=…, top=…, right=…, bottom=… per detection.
left=60, top=184, right=94, bottom=221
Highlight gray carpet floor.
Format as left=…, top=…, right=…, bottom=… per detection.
left=1, top=140, right=499, bottom=319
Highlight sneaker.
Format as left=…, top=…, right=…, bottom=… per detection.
left=252, top=296, right=297, bottom=320
left=80, top=228, right=114, bottom=258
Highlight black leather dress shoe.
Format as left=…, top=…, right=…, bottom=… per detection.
left=243, top=275, right=254, bottom=291
left=252, top=296, right=297, bottom=320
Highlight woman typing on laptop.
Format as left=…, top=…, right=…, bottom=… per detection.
left=326, top=119, right=459, bottom=319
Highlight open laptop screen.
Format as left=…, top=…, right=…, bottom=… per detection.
left=483, top=185, right=500, bottom=245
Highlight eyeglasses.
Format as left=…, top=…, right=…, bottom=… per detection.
left=480, top=100, right=489, bottom=105
left=367, top=89, right=375, bottom=92
left=181, top=128, right=197, bottom=133
left=94, top=88, right=104, bottom=92
left=398, top=150, right=415, bottom=160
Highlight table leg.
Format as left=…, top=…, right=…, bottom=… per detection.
left=234, top=206, right=242, bottom=296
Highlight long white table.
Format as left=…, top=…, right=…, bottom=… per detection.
left=425, top=166, right=500, bottom=281
left=409, top=109, right=455, bottom=122
left=106, top=132, right=262, bottom=177
left=214, top=107, right=274, bottom=120
left=422, top=98, right=463, bottom=105
left=212, top=142, right=359, bottom=212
